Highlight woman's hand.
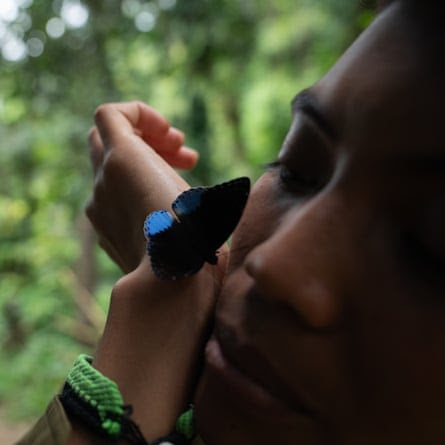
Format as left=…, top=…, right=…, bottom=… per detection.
left=86, top=101, right=198, bottom=272
left=91, top=256, right=219, bottom=441
left=70, top=102, right=225, bottom=443
left=68, top=256, right=221, bottom=444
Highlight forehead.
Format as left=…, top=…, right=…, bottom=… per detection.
left=312, top=2, right=444, bottom=163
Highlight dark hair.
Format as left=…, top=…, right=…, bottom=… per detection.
left=378, top=0, right=443, bottom=14
left=377, top=0, right=444, bottom=42
left=383, top=0, right=444, bottom=21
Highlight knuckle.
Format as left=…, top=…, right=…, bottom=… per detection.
left=97, top=237, right=108, bottom=252
left=86, top=178, right=106, bottom=216
left=88, top=126, right=97, bottom=144
left=133, top=100, right=145, bottom=108
left=94, top=103, right=112, bottom=123
left=85, top=198, right=100, bottom=229
left=110, top=273, right=134, bottom=302
left=85, top=199, right=95, bottom=221
left=102, top=150, right=122, bottom=180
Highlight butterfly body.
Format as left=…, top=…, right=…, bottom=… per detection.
left=144, top=177, right=250, bottom=280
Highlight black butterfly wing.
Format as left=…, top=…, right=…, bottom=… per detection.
left=172, top=177, right=250, bottom=264
left=144, top=210, right=204, bottom=280
left=144, top=177, right=250, bottom=280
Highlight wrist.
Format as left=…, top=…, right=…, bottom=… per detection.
left=64, top=354, right=196, bottom=445
left=90, top=262, right=216, bottom=440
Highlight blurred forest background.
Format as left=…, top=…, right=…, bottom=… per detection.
left=0, top=0, right=375, bottom=427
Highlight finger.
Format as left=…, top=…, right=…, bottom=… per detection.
left=88, top=127, right=104, bottom=175
left=94, top=101, right=170, bottom=149
left=146, top=127, right=185, bottom=154
left=161, top=147, right=199, bottom=170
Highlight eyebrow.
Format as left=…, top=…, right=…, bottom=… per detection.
left=291, top=89, right=336, bottom=139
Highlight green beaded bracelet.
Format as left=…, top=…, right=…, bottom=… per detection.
left=60, top=354, right=195, bottom=444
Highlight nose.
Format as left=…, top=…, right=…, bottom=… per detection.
left=244, top=193, right=356, bottom=330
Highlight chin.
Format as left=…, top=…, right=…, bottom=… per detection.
left=194, top=347, right=325, bottom=445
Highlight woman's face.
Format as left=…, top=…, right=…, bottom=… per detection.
left=195, top=3, right=445, bottom=445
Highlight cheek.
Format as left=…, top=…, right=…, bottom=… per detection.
left=228, top=173, right=288, bottom=272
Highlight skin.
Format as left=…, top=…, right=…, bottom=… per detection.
left=69, top=104, right=224, bottom=443
left=195, top=2, right=445, bottom=445
left=86, top=102, right=196, bottom=272
left=68, top=1, right=445, bottom=444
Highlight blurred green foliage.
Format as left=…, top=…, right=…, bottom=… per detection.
left=0, top=0, right=375, bottom=423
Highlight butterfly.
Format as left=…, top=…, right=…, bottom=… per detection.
left=143, top=177, right=250, bottom=280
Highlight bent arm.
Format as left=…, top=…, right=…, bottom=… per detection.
left=67, top=102, right=220, bottom=443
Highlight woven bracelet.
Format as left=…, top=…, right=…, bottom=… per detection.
left=60, top=354, right=195, bottom=444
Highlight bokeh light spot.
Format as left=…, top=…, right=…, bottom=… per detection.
left=2, top=36, right=27, bottom=61
left=121, top=0, right=141, bottom=18
left=61, top=0, right=89, bottom=29
left=158, top=0, right=176, bottom=10
left=134, top=11, right=155, bottom=32
left=18, top=0, right=34, bottom=8
left=46, top=17, right=65, bottom=38
left=27, top=36, right=44, bottom=57
left=0, top=0, right=19, bottom=23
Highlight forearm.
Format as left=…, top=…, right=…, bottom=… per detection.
left=86, top=101, right=198, bottom=274
left=68, top=260, right=217, bottom=444
left=67, top=101, right=212, bottom=444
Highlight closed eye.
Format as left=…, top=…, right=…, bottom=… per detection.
left=261, top=161, right=324, bottom=195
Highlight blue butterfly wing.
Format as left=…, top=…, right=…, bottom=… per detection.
left=172, top=177, right=250, bottom=263
left=144, top=210, right=174, bottom=237
left=144, top=210, right=204, bottom=280
left=145, top=177, right=250, bottom=280
left=171, top=187, right=205, bottom=217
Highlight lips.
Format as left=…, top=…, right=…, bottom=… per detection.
left=205, top=329, right=317, bottom=419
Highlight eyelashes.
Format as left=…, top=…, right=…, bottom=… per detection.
left=261, top=160, right=323, bottom=195
left=260, top=161, right=281, bottom=170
